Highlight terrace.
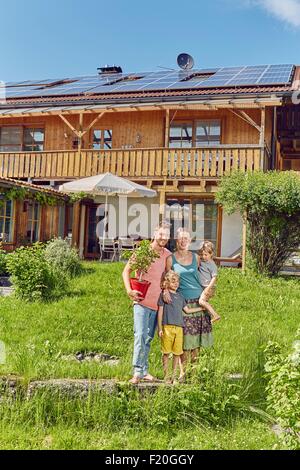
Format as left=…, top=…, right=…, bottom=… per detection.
left=0, top=145, right=268, bottom=182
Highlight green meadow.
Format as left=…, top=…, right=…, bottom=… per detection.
left=0, top=263, right=299, bottom=450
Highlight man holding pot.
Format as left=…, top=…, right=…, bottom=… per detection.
left=122, top=224, right=171, bottom=384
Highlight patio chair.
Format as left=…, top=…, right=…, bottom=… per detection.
left=118, top=237, right=136, bottom=259
left=99, top=238, right=119, bottom=262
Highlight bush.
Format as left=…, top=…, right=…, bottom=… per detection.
left=6, top=243, right=67, bottom=302
left=216, top=171, right=300, bottom=276
left=264, top=332, right=300, bottom=450
left=44, top=238, right=81, bottom=278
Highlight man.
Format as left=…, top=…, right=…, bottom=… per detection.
left=122, top=224, right=171, bottom=384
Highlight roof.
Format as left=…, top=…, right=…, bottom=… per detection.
left=0, top=177, right=69, bottom=200
left=0, top=64, right=298, bottom=111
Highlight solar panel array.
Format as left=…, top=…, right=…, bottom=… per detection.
left=1, top=64, right=295, bottom=99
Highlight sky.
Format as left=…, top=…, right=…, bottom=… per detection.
left=1, top=0, right=300, bottom=82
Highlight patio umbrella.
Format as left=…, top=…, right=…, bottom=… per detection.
left=59, top=173, right=157, bottom=240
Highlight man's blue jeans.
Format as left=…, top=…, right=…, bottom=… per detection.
left=133, top=304, right=157, bottom=378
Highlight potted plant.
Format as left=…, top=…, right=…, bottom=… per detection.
left=122, top=240, right=160, bottom=299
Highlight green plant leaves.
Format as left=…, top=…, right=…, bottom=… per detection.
left=216, top=171, right=300, bottom=275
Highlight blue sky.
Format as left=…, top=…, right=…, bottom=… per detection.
left=1, top=0, right=300, bottom=82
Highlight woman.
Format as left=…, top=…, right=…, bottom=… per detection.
left=165, top=229, right=213, bottom=366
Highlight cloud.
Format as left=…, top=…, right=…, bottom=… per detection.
left=250, top=0, right=300, bottom=27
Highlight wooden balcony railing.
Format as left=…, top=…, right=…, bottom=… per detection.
left=0, top=146, right=266, bottom=180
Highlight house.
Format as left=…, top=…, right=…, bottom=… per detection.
left=0, top=62, right=299, bottom=259
left=0, top=177, right=69, bottom=251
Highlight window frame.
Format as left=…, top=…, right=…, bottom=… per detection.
left=169, top=119, right=223, bottom=148
left=0, top=199, right=14, bottom=243
left=0, top=125, right=45, bottom=152
left=169, top=121, right=194, bottom=148
left=23, top=127, right=45, bottom=152
left=166, top=196, right=222, bottom=255
left=194, top=119, right=222, bottom=146
left=26, top=201, right=41, bottom=243
left=91, top=128, right=113, bottom=150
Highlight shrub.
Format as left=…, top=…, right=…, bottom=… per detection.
left=6, top=243, right=66, bottom=302
left=216, top=171, right=300, bottom=276
left=44, top=238, right=81, bottom=278
left=264, top=332, right=300, bottom=450
left=121, top=240, right=159, bottom=281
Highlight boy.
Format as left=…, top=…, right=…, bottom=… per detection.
left=198, top=241, right=221, bottom=323
left=157, top=271, right=203, bottom=384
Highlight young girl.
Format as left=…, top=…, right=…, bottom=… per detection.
left=157, top=271, right=203, bottom=383
left=198, top=241, right=220, bottom=323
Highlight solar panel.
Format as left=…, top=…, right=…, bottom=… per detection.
left=2, top=64, right=295, bottom=99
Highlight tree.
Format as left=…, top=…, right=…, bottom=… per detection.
left=216, top=171, right=300, bottom=276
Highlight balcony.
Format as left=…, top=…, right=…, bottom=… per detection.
left=0, top=145, right=267, bottom=181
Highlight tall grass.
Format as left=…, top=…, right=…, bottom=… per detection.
left=0, top=263, right=299, bottom=449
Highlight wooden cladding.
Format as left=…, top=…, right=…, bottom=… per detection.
left=0, top=146, right=264, bottom=180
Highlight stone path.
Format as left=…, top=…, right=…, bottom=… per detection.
left=0, top=375, right=170, bottom=400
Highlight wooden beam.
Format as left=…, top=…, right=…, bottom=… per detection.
left=81, top=112, right=106, bottom=137
left=217, top=205, right=223, bottom=257
left=164, top=109, right=170, bottom=147
left=260, top=107, right=266, bottom=167
left=179, top=182, right=206, bottom=193
left=58, top=114, right=80, bottom=137
left=79, top=204, right=86, bottom=259
left=229, top=109, right=261, bottom=133
left=78, top=113, right=83, bottom=153
left=72, top=201, right=81, bottom=249
left=159, top=190, right=166, bottom=221
left=259, top=107, right=266, bottom=146
left=240, top=111, right=261, bottom=133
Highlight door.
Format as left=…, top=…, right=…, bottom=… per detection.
left=84, top=204, right=103, bottom=259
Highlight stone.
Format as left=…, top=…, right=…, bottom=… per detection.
left=61, top=352, right=120, bottom=366
left=27, top=379, right=118, bottom=399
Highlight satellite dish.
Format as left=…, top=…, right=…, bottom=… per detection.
left=177, top=53, right=194, bottom=70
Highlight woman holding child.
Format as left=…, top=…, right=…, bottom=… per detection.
left=165, top=229, right=215, bottom=365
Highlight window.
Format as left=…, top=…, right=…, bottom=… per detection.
left=169, top=120, right=221, bottom=147
left=195, top=120, right=221, bottom=146
left=0, top=127, right=22, bottom=152
left=93, top=129, right=113, bottom=150
left=0, top=126, right=45, bottom=152
left=26, top=201, right=41, bottom=243
left=23, top=128, right=44, bottom=151
left=191, top=199, right=218, bottom=248
left=169, top=123, right=193, bottom=148
left=0, top=199, right=14, bottom=242
left=167, top=198, right=219, bottom=253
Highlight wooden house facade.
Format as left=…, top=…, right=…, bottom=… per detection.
left=0, top=177, right=69, bottom=252
left=0, top=63, right=299, bottom=259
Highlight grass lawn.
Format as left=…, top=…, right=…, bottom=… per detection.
left=0, top=262, right=299, bottom=450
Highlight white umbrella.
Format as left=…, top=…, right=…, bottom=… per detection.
left=59, top=173, right=157, bottom=240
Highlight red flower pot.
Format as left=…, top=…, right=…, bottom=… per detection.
left=130, top=278, right=151, bottom=300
